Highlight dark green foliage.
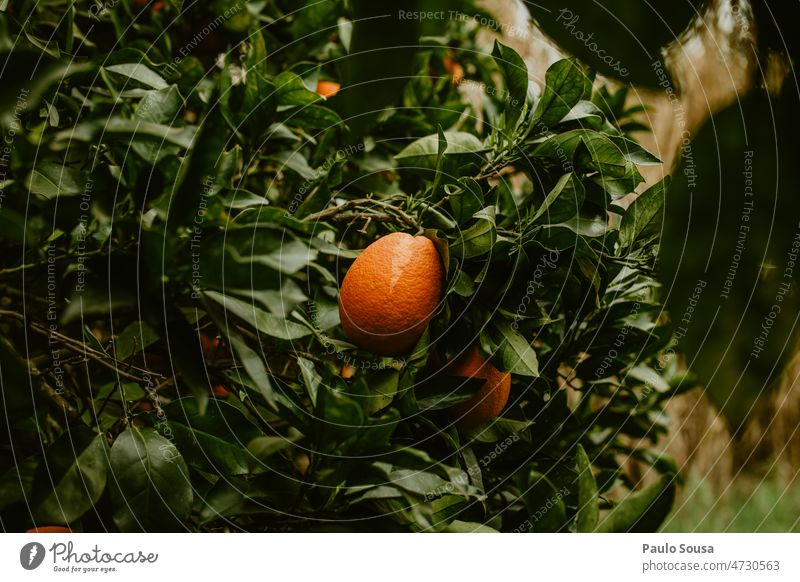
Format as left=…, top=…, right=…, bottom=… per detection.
left=0, top=0, right=679, bottom=532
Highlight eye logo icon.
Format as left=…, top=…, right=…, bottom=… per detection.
left=20, top=542, right=46, bottom=570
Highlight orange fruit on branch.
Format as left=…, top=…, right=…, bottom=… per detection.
left=338, top=232, right=445, bottom=356
left=446, top=346, right=511, bottom=428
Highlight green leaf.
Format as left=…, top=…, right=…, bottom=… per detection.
left=275, top=71, right=320, bottom=106
left=114, top=320, right=159, bottom=361
left=0, top=51, right=93, bottom=128
left=270, top=150, right=317, bottom=180
left=104, top=63, right=168, bottom=89
left=32, top=426, right=109, bottom=524
left=578, top=132, right=628, bottom=176
left=618, top=176, right=670, bottom=250
left=164, top=106, right=227, bottom=224
left=522, top=471, right=568, bottom=532
left=415, top=375, right=485, bottom=410
left=221, top=228, right=318, bottom=275
left=560, top=100, right=603, bottom=124
left=57, top=117, right=197, bottom=149
left=366, top=369, right=400, bottom=414
left=164, top=312, right=211, bottom=415
left=204, top=290, right=313, bottom=341
left=202, top=295, right=279, bottom=410
left=395, top=131, right=484, bottom=178
left=450, top=207, right=496, bottom=259
left=110, top=427, right=193, bottom=532
left=161, top=397, right=262, bottom=475
left=242, top=70, right=277, bottom=127
left=297, top=357, right=323, bottom=406
left=609, top=135, right=662, bottom=165
left=575, top=444, right=599, bottom=532
left=532, top=59, right=591, bottom=128
left=596, top=474, right=677, bottom=532
left=245, top=28, right=268, bottom=75
left=492, top=319, right=539, bottom=377
left=316, top=385, right=365, bottom=449
left=227, top=334, right=277, bottom=409
left=445, top=520, right=499, bottom=533
left=246, top=435, right=297, bottom=470
left=531, top=172, right=585, bottom=223
left=132, top=85, right=184, bottom=163
left=198, top=473, right=300, bottom=523
left=448, top=177, right=484, bottom=225
left=26, top=161, right=85, bottom=198
left=491, top=40, right=529, bottom=128
left=289, top=104, right=342, bottom=131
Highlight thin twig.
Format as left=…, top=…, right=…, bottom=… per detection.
left=0, top=249, right=106, bottom=276
left=0, top=310, right=166, bottom=384
left=303, top=198, right=420, bottom=231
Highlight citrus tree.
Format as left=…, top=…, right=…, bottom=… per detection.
left=0, top=0, right=683, bottom=532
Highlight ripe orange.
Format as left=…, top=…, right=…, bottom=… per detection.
left=316, top=80, right=341, bottom=98
left=294, top=452, right=311, bottom=475
left=211, top=383, right=231, bottom=398
left=200, top=333, right=230, bottom=362
left=446, top=346, right=511, bottom=428
left=26, top=526, right=72, bottom=533
left=133, top=400, right=154, bottom=412
left=340, top=363, right=357, bottom=380
left=443, top=55, right=464, bottom=85
left=133, top=0, right=164, bottom=10
left=338, top=232, right=445, bottom=356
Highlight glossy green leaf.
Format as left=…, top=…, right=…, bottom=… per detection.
left=33, top=426, right=109, bottom=524
left=204, top=290, right=313, bottom=341
left=618, top=176, right=669, bottom=250
left=395, top=131, right=484, bottom=178
left=161, top=398, right=262, bottom=475
left=575, top=444, right=598, bottom=532
left=26, top=162, right=85, bottom=198
left=532, top=59, right=591, bottom=128
left=492, top=40, right=529, bottom=128
left=596, top=474, right=676, bottom=532
left=492, top=319, right=539, bottom=377
left=531, top=172, right=585, bottom=223
left=522, top=471, right=568, bottom=532
left=105, top=63, right=168, bottom=89
left=110, top=427, right=193, bottom=532
left=114, top=320, right=159, bottom=361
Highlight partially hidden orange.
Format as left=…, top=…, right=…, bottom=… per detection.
left=446, top=346, right=511, bottom=428
left=338, top=232, right=445, bottom=356
left=316, top=80, right=341, bottom=98
left=443, top=55, right=464, bottom=84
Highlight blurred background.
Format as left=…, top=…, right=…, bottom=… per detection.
left=481, top=0, right=799, bottom=532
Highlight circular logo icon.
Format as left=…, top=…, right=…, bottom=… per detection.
left=20, top=542, right=46, bottom=570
